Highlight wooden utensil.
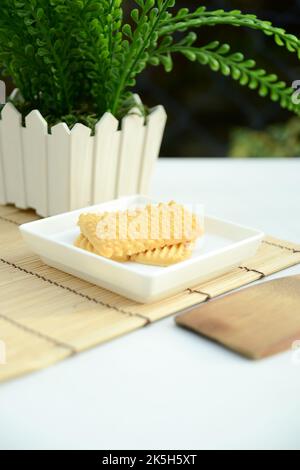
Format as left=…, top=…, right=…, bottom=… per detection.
left=176, top=275, right=300, bottom=359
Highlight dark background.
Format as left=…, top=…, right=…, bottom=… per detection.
left=133, top=0, right=300, bottom=157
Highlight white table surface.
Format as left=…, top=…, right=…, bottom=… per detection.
left=0, top=158, right=300, bottom=450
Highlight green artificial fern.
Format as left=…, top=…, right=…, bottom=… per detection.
left=0, top=1, right=300, bottom=127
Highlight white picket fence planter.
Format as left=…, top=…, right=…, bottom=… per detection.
left=0, top=100, right=166, bottom=217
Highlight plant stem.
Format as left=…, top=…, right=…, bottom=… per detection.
left=159, top=12, right=300, bottom=52
left=111, top=0, right=170, bottom=115
left=157, top=43, right=299, bottom=114
left=32, top=7, right=72, bottom=113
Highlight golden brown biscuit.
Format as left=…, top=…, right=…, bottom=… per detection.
left=74, top=233, right=97, bottom=253
left=131, top=242, right=194, bottom=267
left=78, top=202, right=202, bottom=260
left=75, top=234, right=193, bottom=267
left=74, top=233, right=129, bottom=262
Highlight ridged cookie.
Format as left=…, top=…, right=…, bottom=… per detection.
left=74, top=234, right=97, bottom=253
left=78, top=202, right=202, bottom=260
left=75, top=234, right=193, bottom=267
left=131, top=243, right=194, bottom=267
left=74, top=234, right=129, bottom=262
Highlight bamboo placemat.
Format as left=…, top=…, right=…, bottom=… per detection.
left=0, top=205, right=300, bottom=382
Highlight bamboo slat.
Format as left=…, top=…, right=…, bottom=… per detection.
left=0, top=207, right=300, bottom=382
left=0, top=318, right=70, bottom=382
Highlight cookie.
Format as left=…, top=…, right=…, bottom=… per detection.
left=78, top=202, right=201, bottom=260
left=75, top=233, right=194, bottom=267
left=74, top=234, right=129, bottom=262
left=131, top=243, right=194, bottom=267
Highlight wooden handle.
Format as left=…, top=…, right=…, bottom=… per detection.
left=176, top=275, right=300, bottom=359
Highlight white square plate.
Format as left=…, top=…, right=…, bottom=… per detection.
left=20, top=195, right=264, bottom=303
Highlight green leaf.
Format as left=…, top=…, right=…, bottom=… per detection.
left=218, top=44, right=231, bottom=54
left=177, top=8, right=189, bottom=18
left=131, top=9, right=139, bottom=23
left=209, top=58, right=220, bottom=71
left=37, top=48, right=48, bottom=57
left=274, top=34, right=284, bottom=46
left=259, top=84, right=268, bottom=97
left=148, top=56, right=160, bottom=66
left=239, top=73, right=249, bottom=86
left=25, top=44, right=34, bottom=56
left=220, top=62, right=231, bottom=76
left=36, top=8, right=44, bottom=21
left=122, top=24, right=132, bottom=38
left=160, top=54, right=173, bottom=72
left=183, top=50, right=197, bottom=61
left=231, top=66, right=241, bottom=80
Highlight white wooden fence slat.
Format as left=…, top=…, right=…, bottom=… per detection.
left=117, top=108, right=145, bottom=197
left=23, top=110, right=48, bottom=216
left=0, top=121, right=7, bottom=205
left=93, top=112, right=119, bottom=203
left=48, top=123, right=71, bottom=215
left=138, top=105, right=167, bottom=194
left=111, top=130, right=122, bottom=200
left=0, top=103, right=27, bottom=208
left=70, top=123, right=93, bottom=210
